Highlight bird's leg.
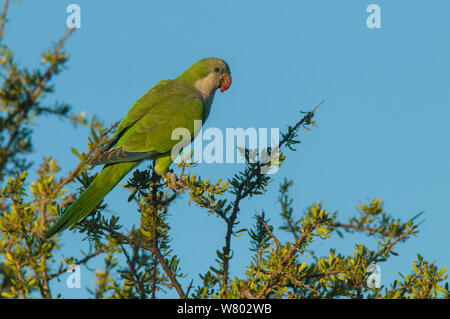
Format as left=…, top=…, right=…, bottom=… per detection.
left=163, top=171, right=178, bottom=189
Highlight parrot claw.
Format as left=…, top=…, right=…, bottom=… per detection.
left=164, top=172, right=178, bottom=189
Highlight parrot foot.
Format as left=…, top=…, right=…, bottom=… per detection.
left=164, top=172, right=178, bottom=189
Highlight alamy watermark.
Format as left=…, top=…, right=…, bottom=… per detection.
left=66, top=4, right=81, bottom=29
left=366, top=4, right=381, bottom=29
left=366, top=264, right=381, bottom=288
left=67, top=4, right=382, bottom=31
left=66, top=264, right=81, bottom=289
left=171, top=120, right=281, bottom=174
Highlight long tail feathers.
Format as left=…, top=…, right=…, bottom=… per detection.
left=45, top=161, right=139, bottom=239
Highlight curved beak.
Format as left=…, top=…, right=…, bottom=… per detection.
left=220, top=73, right=232, bottom=92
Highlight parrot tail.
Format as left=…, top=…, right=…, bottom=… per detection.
left=45, top=161, right=139, bottom=239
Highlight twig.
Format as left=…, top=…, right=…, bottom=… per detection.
left=397, top=267, right=425, bottom=298
left=32, top=28, right=74, bottom=101
left=47, top=247, right=106, bottom=280
left=256, top=219, right=322, bottom=298
left=54, top=121, right=120, bottom=195
left=287, top=274, right=319, bottom=295
left=120, top=243, right=146, bottom=298
left=221, top=101, right=325, bottom=293
left=0, top=28, right=75, bottom=173
left=258, top=215, right=281, bottom=251
left=95, top=223, right=187, bottom=299
left=0, top=0, right=9, bottom=39
left=240, top=289, right=257, bottom=299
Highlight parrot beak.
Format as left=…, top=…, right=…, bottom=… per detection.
left=220, top=73, right=232, bottom=92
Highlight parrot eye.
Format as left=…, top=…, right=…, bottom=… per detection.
left=213, top=67, right=220, bottom=73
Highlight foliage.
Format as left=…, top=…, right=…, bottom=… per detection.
left=0, top=2, right=448, bottom=299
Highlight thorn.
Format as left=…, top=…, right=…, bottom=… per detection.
left=409, top=210, right=425, bottom=222
left=311, top=99, right=326, bottom=114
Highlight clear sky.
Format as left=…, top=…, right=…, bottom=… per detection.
left=6, top=0, right=450, bottom=298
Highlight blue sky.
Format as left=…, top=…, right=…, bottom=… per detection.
left=6, top=0, right=450, bottom=297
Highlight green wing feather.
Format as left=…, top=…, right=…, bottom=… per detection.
left=90, top=146, right=160, bottom=166
left=115, top=79, right=204, bottom=152
left=45, top=161, right=139, bottom=238
left=114, top=79, right=173, bottom=138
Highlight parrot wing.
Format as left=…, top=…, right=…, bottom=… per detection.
left=113, top=79, right=172, bottom=138
left=92, top=79, right=205, bottom=166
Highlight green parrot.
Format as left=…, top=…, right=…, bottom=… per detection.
left=45, top=57, right=232, bottom=238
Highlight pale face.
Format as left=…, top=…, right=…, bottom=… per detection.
left=195, top=59, right=231, bottom=99
left=194, top=58, right=231, bottom=119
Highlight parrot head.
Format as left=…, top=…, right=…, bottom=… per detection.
left=178, top=57, right=231, bottom=99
